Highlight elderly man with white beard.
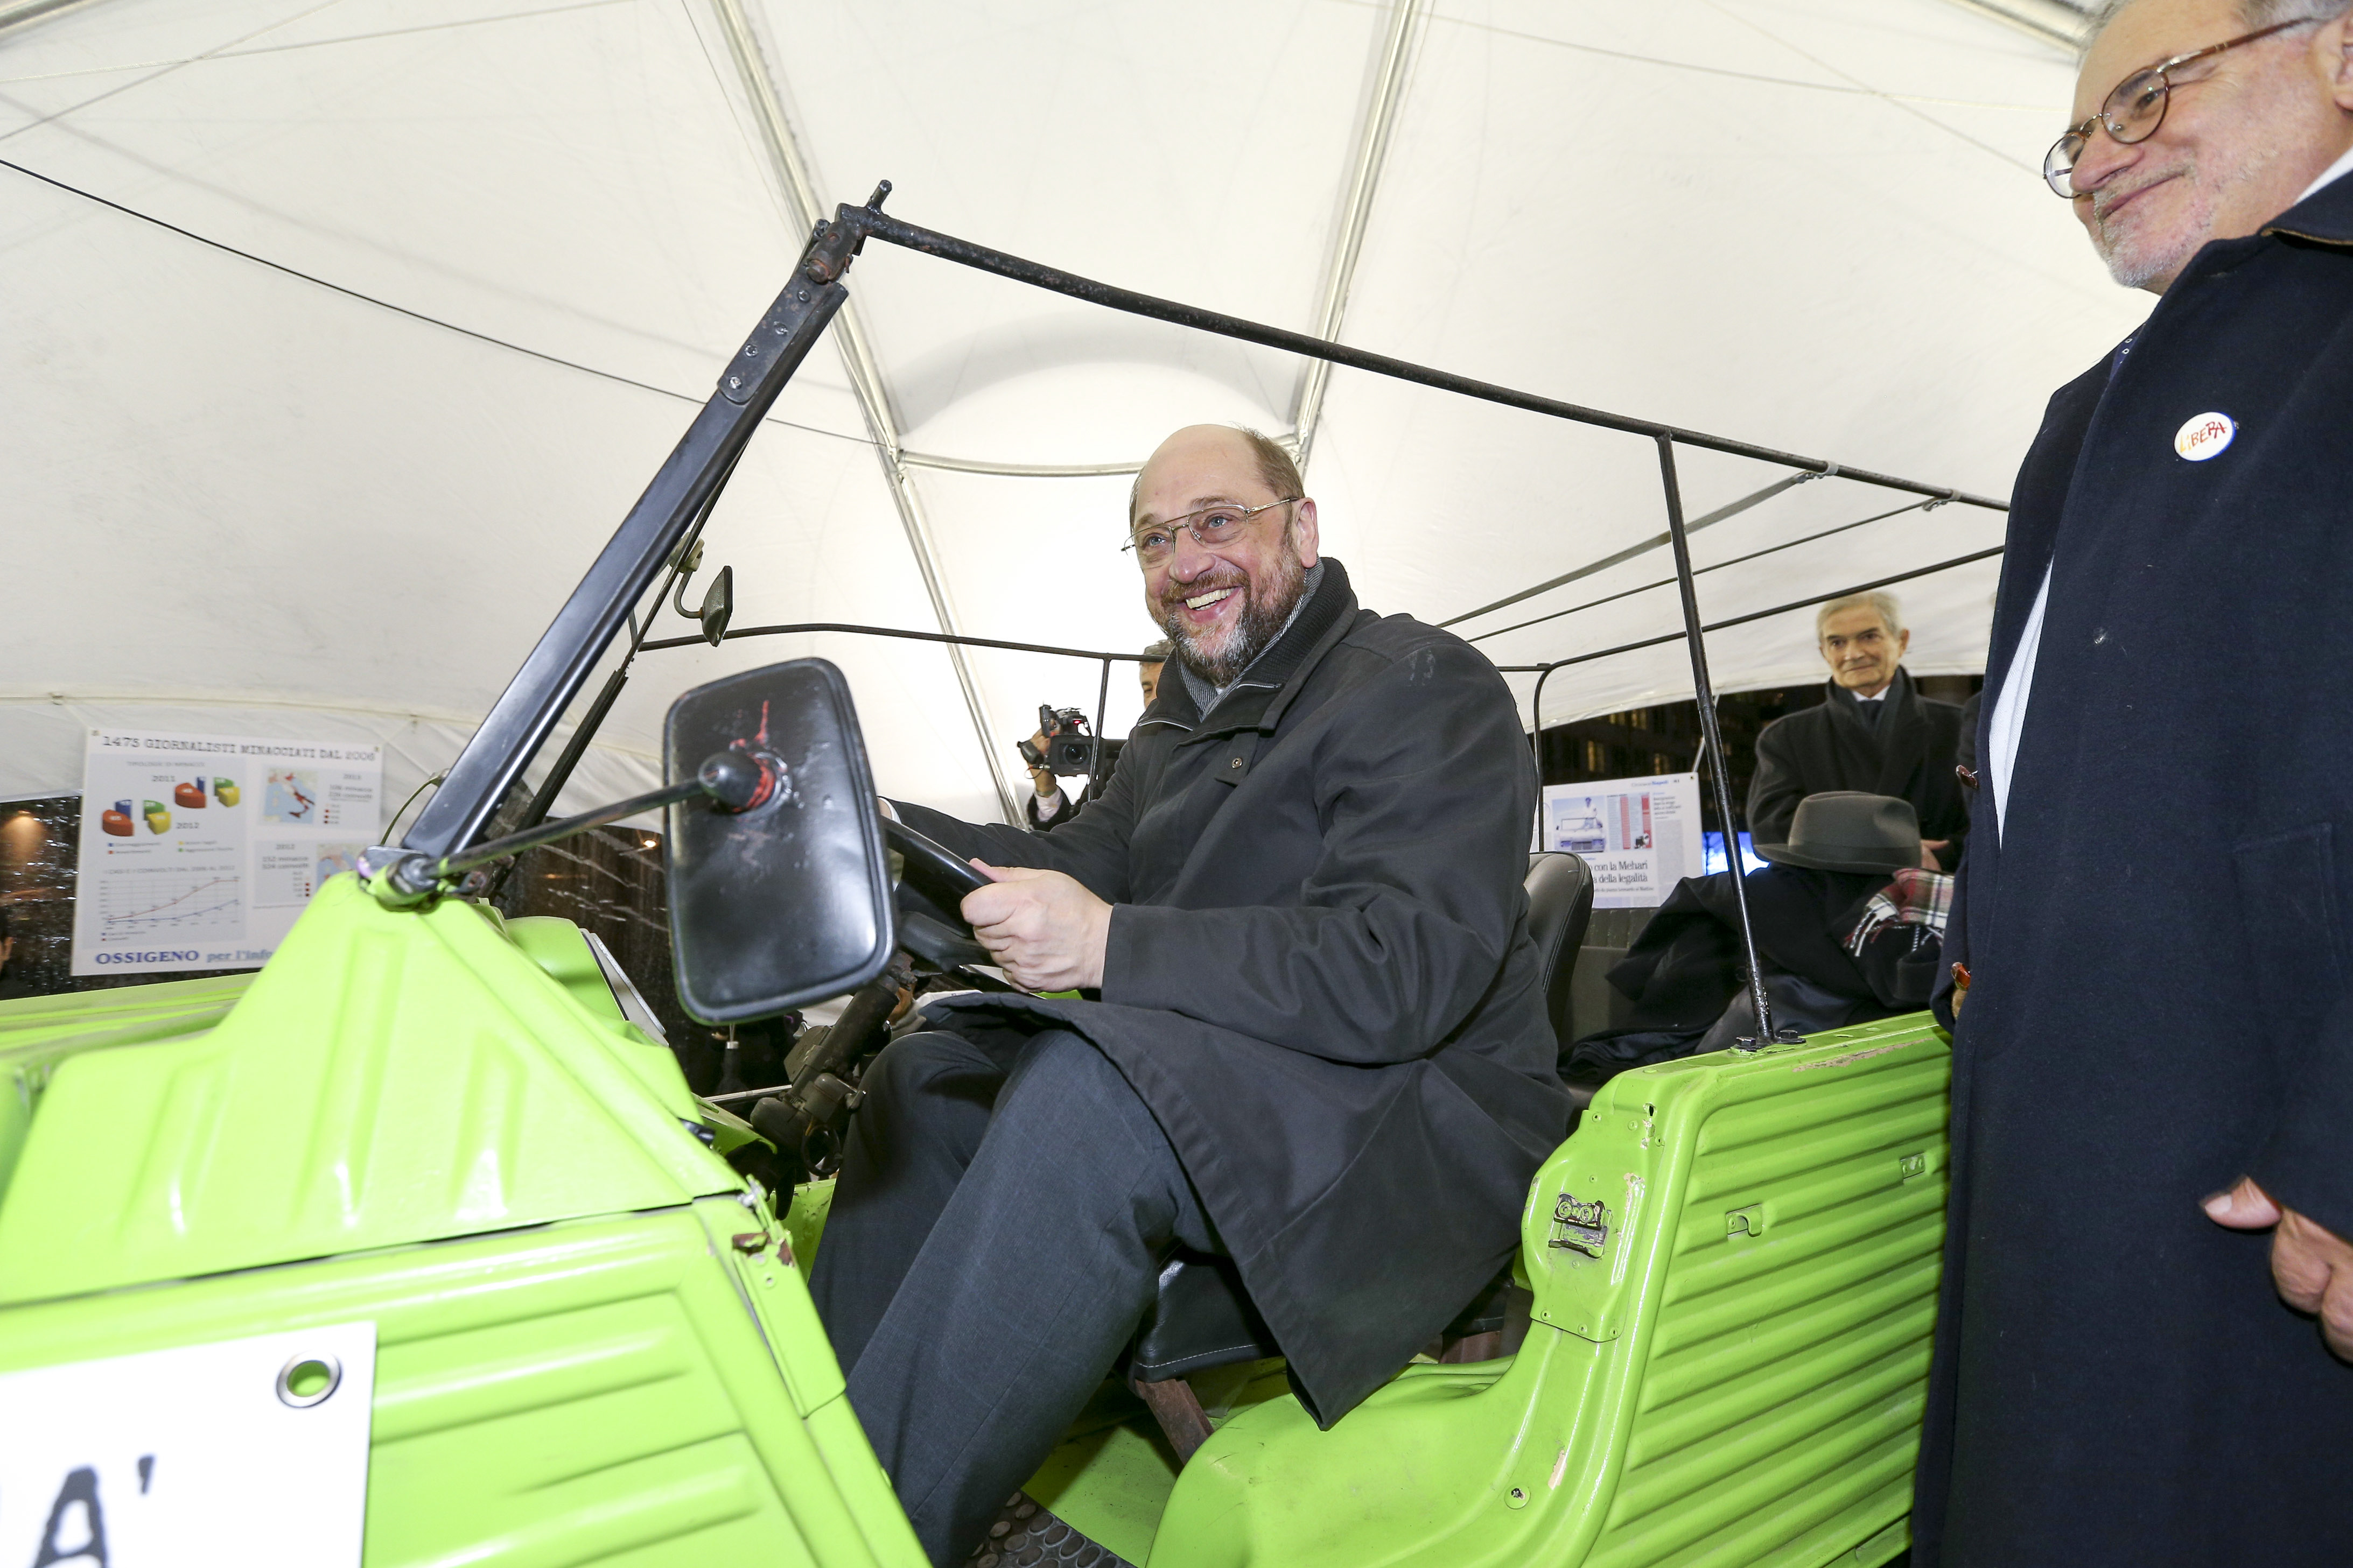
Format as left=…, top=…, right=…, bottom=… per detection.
left=808, top=424, right=1567, bottom=1565
left=1916, top=0, right=2353, bottom=1559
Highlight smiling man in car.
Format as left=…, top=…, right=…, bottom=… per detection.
left=1918, top=0, right=2353, bottom=1560
left=807, top=424, right=1568, bottom=1565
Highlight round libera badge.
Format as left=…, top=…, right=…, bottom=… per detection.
left=2174, top=411, right=2236, bottom=461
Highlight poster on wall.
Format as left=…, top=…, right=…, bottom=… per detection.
left=1539, top=772, right=1705, bottom=909
left=71, top=728, right=383, bottom=976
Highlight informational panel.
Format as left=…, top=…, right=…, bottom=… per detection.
left=72, top=728, right=382, bottom=975
left=1540, top=772, right=1705, bottom=909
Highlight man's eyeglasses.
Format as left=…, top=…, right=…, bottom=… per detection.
left=2043, top=17, right=2314, bottom=199
left=1123, top=498, right=1300, bottom=568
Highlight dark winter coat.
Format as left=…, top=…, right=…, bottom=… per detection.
left=893, top=559, right=1569, bottom=1425
left=1915, top=174, right=2353, bottom=1564
left=1747, top=669, right=1968, bottom=866
left=1566, top=864, right=1938, bottom=1076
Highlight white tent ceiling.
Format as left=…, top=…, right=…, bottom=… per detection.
left=0, top=0, right=2144, bottom=827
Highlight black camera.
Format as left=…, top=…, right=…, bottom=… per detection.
left=1017, top=705, right=1100, bottom=778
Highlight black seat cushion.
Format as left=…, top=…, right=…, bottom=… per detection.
left=1128, top=1250, right=1278, bottom=1382
left=1130, top=1253, right=1513, bottom=1382
left=1126, top=854, right=1589, bottom=1384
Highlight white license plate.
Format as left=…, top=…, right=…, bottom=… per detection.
left=0, top=1320, right=375, bottom=1566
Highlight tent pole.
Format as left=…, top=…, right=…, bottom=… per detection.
left=710, top=1, right=1020, bottom=823
left=1463, top=493, right=1935, bottom=648
left=1439, top=472, right=1815, bottom=628
left=0, top=0, right=95, bottom=45
left=1482, top=544, right=2005, bottom=676
left=1290, top=0, right=1426, bottom=470
left=1655, top=434, right=1775, bottom=1043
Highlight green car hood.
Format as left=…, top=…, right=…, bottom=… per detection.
left=0, top=877, right=739, bottom=1306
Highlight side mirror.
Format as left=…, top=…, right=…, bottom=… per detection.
left=663, top=658, right=894, bottom=1022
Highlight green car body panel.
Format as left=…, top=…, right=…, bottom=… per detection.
left=1149, top=1016, right=1945, bottom=1568
left=0, top=877, right=1946, bottom=1566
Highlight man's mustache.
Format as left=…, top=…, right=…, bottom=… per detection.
left=2091, top=165, right=2187, bottom=226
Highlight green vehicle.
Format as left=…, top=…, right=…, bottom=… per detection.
left=0, top=187, right=1976, bottom=1567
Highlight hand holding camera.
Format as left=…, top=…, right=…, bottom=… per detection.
left=1016, top=706, right=1100, bottom=784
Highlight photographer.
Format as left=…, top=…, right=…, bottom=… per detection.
left=1025, top=641, right=1169, bottom=832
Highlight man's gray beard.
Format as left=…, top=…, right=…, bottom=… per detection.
left=2090, top=151, right=2277, bottom=290
left=2095, top=217, right=2198, bottom=289
left=1157, top=536, right=1309, bottom=687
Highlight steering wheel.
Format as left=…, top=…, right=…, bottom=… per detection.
left=882, top=819, right=994, bottom=972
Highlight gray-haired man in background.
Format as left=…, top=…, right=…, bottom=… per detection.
left=1746, top=591, right=1967, bottom=870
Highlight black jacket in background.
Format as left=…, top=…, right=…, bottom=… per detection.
left=1914, top=172, right=2353, bottom=1564
left=1747, top=668, right=1967, bottom=867
left=1566, top=863, right=1936, bottom=1077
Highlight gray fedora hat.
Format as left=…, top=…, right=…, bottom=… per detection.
left=1754, top=791, right=1921, bottom=875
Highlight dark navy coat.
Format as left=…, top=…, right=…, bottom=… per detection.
left=894, top=559, right=1569, bottom=1424
left=1916, top=175, right=2353, bottom=1563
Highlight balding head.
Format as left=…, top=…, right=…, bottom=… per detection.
left=2065, top=0, right=2353, bottom=291
left=1130, top=426, right=1304, bottom=527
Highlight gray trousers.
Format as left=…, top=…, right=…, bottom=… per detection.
left=807, top=1027, right=1213, bottom=1566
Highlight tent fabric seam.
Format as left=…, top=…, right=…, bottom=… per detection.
left=706, top=0, right=1019, bottom=821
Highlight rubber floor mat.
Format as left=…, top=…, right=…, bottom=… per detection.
left=971, top=1490, right=1136, bottom=1568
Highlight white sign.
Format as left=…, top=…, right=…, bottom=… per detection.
left=71, top=728, right=383, bottom=975
left=0, top=1320, right=376, bottom=1567
left=1540, top=772, right=1705, bottom=909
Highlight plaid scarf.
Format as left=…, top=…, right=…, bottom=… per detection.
left=1846, top=867, right=1953, bottom=956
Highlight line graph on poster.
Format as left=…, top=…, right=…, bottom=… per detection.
left=71, top=727, right=382, bottom=975
left=95, top=866, right=244, bottom=937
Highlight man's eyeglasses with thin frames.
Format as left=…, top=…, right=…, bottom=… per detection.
left=2044, top=17, right=2315, bottom=198
left=1123, top=498, right=1300, bottom=568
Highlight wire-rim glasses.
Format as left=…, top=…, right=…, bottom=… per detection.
left=2043, top=16, right=2314, bottom=199
left=1123, top=498, right=1300, bottom=568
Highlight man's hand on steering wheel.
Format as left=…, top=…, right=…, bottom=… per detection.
left=963, top=861, right=1111, bottom=992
